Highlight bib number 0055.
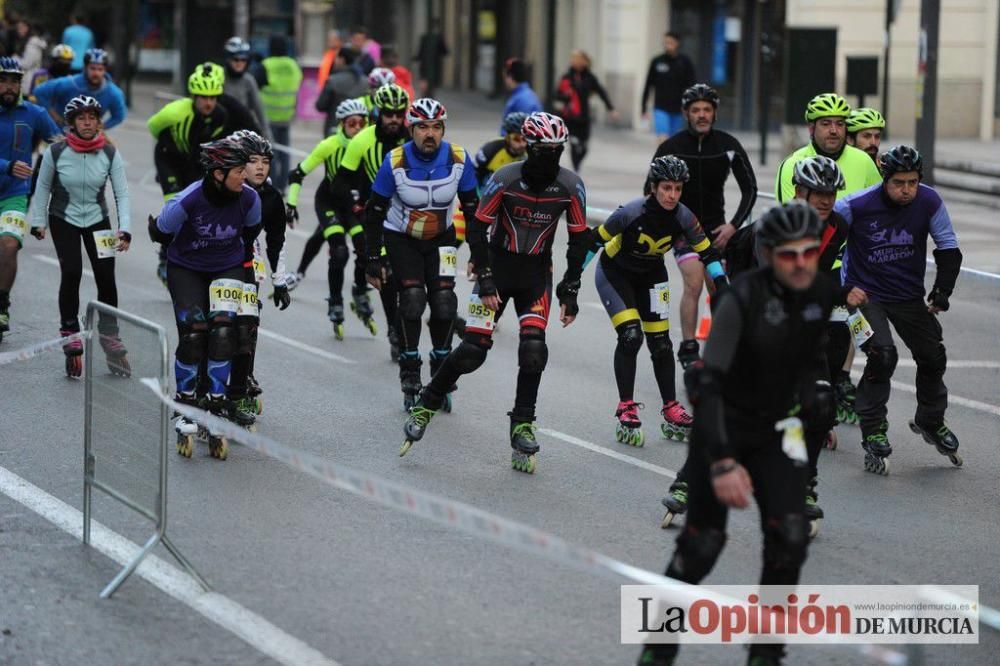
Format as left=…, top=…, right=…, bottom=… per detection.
left=466, top=294, right=495, bottom=331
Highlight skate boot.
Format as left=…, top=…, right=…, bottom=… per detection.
left=229, top=396, right=258, bottom=431
left=660, top=481, right=688, bottom=528
left=834, top=375, right=858, bottom=425
left=909, top=419, right=962, bottom=467
left=350, top=286, right=378, bottom=336
left=824, top=429, right=838, bottom=450
left=637, top=644, right=676, bottom=666
left=509, top=406, right=540, bottom=474
left=614, top=400, right=644, bottom=446
left=861, top=420, right=891, bottom=476
left=428, top=348, right=455, bottom=412
left=156, top=258, right=168, bottom=287
left=0, top=295, right=9, bottom=345
left=400, top=391, right=445, bottom=456
left=204, top=394, right=230, bottom=460
left=285, top=271, right=304, bottom=292
left=246, top=373, right=263, bottom=415
left=60, top=326, right=84, bottom=378
left=805, top=477, right=824, bottom=538
left=327, top=297, right=345, bottom=340
left=660, top=400, right=692, bottom=442
left=98, top=330, right=131, bottom=377
left=398, top=351, right=422, bottom=411
left=387, top=326, right=401, bottom=362
left=173, top=392, right=200, bottom=458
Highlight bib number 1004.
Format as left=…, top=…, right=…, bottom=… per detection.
left=209, top=278, right=244, bottom=313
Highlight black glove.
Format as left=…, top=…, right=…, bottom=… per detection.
left=677, top=339, right=700, bottom=371
left=272, top=284, right=291, bottom=310
left=683, top=359, right=705, bottom=406
left=147, top=214, right=173, bottom=244
left=118, top=231, right=132, bottom=243
left=555, top=278, right=581, bottom=317
left=927, top=286, right=950, bottom=312
left=476, top=268, right=498, bottom=297
left=366, top=254, right=387, bottom=284
left=29, top=227, right=44, bottom=240
left=285, top=204, right=299, bottom=227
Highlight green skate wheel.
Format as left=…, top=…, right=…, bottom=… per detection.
left=334, top=322, right=345, bottom=340
left=366, top=319, right=378, bottom=336
left=661, top=423, right=688, bottom=443
left=177, top=435, right=193, bottom=458
left=630, top=429, right=644, bottom=447
left=511, top=452, right=536, bottom=474
left=253, top=397, right=263, bottom=415
left=400, top=440, right=413, bottom=457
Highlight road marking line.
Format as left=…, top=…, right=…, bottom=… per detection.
left=0, top=465, right=339, bottom=666
left=848, top=370, right=1000, bottom=417
left=33, top=253, right=93, bottom=277
left=538, top=429, right=677, bottom=479
left=257, top=328, right=355, bottom=364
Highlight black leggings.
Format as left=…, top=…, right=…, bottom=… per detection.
left=49, top=215, right=118, bottom=329
left=565, top=118, right=591, bottom=171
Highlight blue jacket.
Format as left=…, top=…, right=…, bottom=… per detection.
left=61, top=25, right=95, bottom=71
left=33, top=74, right=128, bottom=130
left=501, top=83, right=542, bottom=134
left=0, top=99, right=62, bottom=199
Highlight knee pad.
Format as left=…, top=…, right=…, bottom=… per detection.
left=208, top=321, right=237, bottom=361
left=398, top=287, right=427, bottom=322
left=804, top=380, right=837, bottom=432
left=763, top=514, right=809, bottom=572
left=176, top=328, right=207, bottom=364
left=667, top=526, right=726, bottom=583
left=330, top=242, right=350, bottom=267
left=235, top=317, right=257, bottom=355
left=518, top=330, right=548, bottom=374
left=428, top=288, right=457, bottom=322
left=452, top=340, right=489, bottom=373
left=616, top=323, right=643, bottom=356
left=864, top=345, right=898, bottom=382
left=917, top=345, right=947, bottom=381
left=646, top=332, right=673, bottom=361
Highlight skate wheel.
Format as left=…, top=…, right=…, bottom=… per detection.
left=907, top=420, right=922, bottom=436
left=660, top=423, right=688, bottom=443
left=245, top=423, right=257, bottom=434
left=334, top=322, right=345, bottom=340
left=441, top=394, right=453, bottom=413
left=511, top=452, right=536, bottom=474
left=948, top=453, right=963, bottom=467
left=366, top=319, right=378, bottom=336
left=809, top=519, right=820, bottom=539
left=661, top=510, right=676, bottom=529
left=254, top=397, right=263, bottom=415
left=864, top=453, right=889, bottom=476
left=177, top=435, right=194, bottom=458
left=210, top=438, right=228, bottom=460
left=400, top=440, right=413, bottom=457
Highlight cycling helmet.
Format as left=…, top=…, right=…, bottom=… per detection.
left=63, top=95, right=103, bottom=123
left=83, top=48, right=109, bottom=66
left=224, top=36, right=251, bottom=58
left=681, top=83, right=720, bottom=110
left=188, top=62, right=224, bottom=97
left=368, top=67, right=396, bottom=89
left=521, top=112, right=569, bottom=145
left=501, top=111, right=529, bottom=136
left=648, top=155, right=690, bottom=184
left=847, top=107, right=886, bottom=134
left=755, top=201, right=824, bottom=248
left=879, top=145, right=923, bottom=180
left=0, top=57, right=23, bottom=77
left=372, top=83, right=409, bottom=112
left=406, top=98, right=447, bottom=125
left=792, top=156, right=845, bottom=194
left=199, top=136, right=249, bottom=172
left=231, top=129, right=273, bottom=159
left=335, top=98, right=369, bottom=121
left=50, top=44, right=75, bottom=62
left=804, top=93, right=851, bottom=122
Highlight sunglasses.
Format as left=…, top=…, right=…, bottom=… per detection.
left=773, top=242, right=821, bottom=263
left=344, top=117, right=368, bottom=128
left=381, top=110, right=405, bottom=119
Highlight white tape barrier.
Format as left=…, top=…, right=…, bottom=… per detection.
left=0, top=330, right=88, bottom=366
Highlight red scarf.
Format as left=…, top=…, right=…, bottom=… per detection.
left=65, top=131, right=106, bottom=153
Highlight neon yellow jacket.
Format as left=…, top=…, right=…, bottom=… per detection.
left=775, top=143, right=881, bottom=203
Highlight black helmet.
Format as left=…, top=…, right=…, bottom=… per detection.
left=880, top=145, right=923, bottom=180
left=755, top=201, right=823, bottom=248
left=648, top=155, right=690, bottom=184
left=63, top=95, right=103, bottom=123
left=230, top=129, right=273, bottom=159
left=681, top=83, right=720, bottom=110
left=792, top=156, right=845, bottom=194
left=199, top=136, right=249, bottom=173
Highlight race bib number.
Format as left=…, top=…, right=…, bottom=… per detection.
left=209, top=278, right=244, bottom=314
left=847, top=310, right=874, bottom=348
left=252, top=256, right=267, bottom=284
left=438, top=246, right=458, bottom=277
left=0, top=211, right=27, bottom=240
left=466, top=294, right=495, bottom=332
left=238, top=282, right=259, bottom=317
left=829, top=306, right=849, bottom=322
left=775, top=416, right=807, bottom=464
left=649, top=281, right=670, bottom=317
left=93, top=230, right=117, bottom=259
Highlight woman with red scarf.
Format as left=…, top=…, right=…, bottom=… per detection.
left=554, top=49, right=618, bottom=171
left=30, top=95, right=132, bottom=377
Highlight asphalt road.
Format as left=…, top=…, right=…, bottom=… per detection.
left=1, top=91, right=998, bottom=666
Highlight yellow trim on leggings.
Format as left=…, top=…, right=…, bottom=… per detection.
left=610, top=308, right=641, bottom=327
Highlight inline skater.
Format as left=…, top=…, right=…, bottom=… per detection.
left=638, top=202, right=834, bottom=666
left=775, top=93, right=881, bottom=203
left=0, top=57, right=62, bottom=345
left=473, top=111, right=528, bottom=187
left=364, top=97, right=479, bottom=409
left=285, top=98, right=370, bottom=339
left=327, top=82, right=410, bottom=359
left=148, top=62, right=263, bottom=284
left=27, top=44, right=74, bottom=96
left=847, top=107, right=885, bottom=164
left=400, top=112, right=590, bottom=474
left=356, top=67, right=396, bottom=117
left=148, top=136, right=262, bottom=460
left=222, top=37, right=271, bottom=139
left=652, top=83, right=757, bottom=369
left=836, top=146, right=963, bottom=475
left=29, top=95, right=131, bottom=378
left=225, top=130, right=290, bottom=426
left=593, top=156, right=726, bottom=447
left=32, top=49, right=127, bottom=130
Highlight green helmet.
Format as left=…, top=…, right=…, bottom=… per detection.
left=847, top=107, right=886, bottom=134
left=372, top=83, right=410, bottom=112
left=804, top=93, right=851, bottom=123
left=188, top=62, right=225, bottom=97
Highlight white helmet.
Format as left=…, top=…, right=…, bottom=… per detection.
left=336, top=98, right=370, bottom=121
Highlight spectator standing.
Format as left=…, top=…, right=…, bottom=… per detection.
left=349, top=27, right=376, bottom=74
left=380, top=46, right=414, bottom=101
left=641, top=31, right=695, bottom=143
left=61, top=16, right=95, bottom=73
left=315, top=46, right=367, bottom=136
left=414, top=20, right=449, bottom=97
left=501, top=58, right=542, bottom=132
left=260, top=35, right=303, bottom=191
left=317, top=30, right=342, bottom=90
left=554, top=49, right=618, bottom=171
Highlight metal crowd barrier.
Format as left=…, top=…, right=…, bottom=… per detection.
left=83, top=301, right=208, bottom=598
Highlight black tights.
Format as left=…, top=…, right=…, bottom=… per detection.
left=49, top=215, right=118, bottom=328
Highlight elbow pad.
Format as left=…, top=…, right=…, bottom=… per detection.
left=288, top=166, right=306, bottom=186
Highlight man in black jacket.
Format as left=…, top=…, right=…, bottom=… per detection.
left=640, top=32, right=695, bottom=144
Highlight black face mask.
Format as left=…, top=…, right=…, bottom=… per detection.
left=522, top=145, right=563, bottom=190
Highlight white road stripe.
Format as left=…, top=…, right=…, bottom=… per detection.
left=538, top=429, right=677, bottom=479
left=0, top=465, right=339, bottom=666
left=33, top=253, right=93, bottom=277
left=257, top=327, right=355, bottom=364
